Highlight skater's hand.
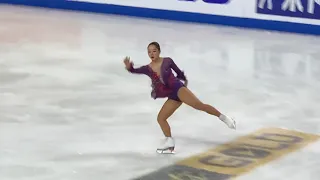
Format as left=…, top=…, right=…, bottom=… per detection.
left=123, top=56, right=132, bottom=70
left=183, top=75, right=188, bottom=87
left=184, top=79, right=188, bottom=87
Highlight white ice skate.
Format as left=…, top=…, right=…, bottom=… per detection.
left=156, top=137, right=175, bottom=154
left=219, top=114, right=236, bottom=129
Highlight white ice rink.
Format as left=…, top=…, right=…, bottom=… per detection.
left=0, top=5, right=320, bottom=180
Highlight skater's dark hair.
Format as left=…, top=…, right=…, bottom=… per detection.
left=148, top=42, right=161, bottom=52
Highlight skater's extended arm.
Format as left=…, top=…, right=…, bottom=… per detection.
left=169, top=58, right=187, bottom=81
left=127, top=63, right=148, bottom=75
left=124, top=56, right=148, bottom=75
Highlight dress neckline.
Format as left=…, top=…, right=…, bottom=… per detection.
left=148, top=58, right=164, bottom=77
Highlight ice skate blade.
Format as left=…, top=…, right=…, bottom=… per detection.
left=156, top=149, right=175, bottom=154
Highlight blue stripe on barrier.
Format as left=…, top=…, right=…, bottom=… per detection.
left=1, top=0, right=320, bottom=36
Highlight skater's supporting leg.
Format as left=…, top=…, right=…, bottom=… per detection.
left=177, top=87, right=221, bottom=117
left=157, top=99, right=182, bottom=137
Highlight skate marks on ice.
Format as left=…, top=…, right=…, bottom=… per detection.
left=132, top=128, right=320, bottom=180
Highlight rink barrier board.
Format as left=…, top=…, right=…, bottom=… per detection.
left=133, top=127, right=320, bottom=180
left=1, top=0, right=320, bottom=36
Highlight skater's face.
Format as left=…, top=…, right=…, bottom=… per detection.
left=148, top=44, right=160, bottom=61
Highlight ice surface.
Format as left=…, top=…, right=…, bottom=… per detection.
left=0, top=5, right=320, bottom=180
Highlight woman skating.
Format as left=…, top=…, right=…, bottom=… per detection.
left=124, top=42, right=236, bottom=153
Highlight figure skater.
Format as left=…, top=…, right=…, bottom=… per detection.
left=123, top=42, right=236, bottom=153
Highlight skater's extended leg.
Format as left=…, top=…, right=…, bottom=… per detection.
left=157, top=99, right=182, bottom=137
left=177, top=87, right=236, bottom=129
left=177, top=87, right=221, bottom=117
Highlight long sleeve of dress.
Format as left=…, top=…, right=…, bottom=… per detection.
left=127, top=63, right=148, bottom=75
left=169, top=58, right=187, bottom=81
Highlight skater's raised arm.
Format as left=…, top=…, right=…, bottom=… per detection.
left=169, top=58, right=187, bottom=81
left=124, top=56, right=148, bottom=75
left=127, top=63, right=148, bottom=75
